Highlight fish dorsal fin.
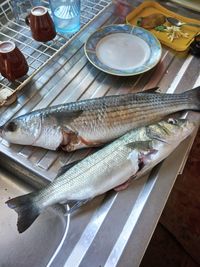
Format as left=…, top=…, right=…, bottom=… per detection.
left=143, top=87, right=160, bottom=93
left=126, top=140, right=153, bottom=151
left=55, top=160, right=81, bottom=179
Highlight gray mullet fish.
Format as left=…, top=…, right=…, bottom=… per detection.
left=0, top=86, right=200, bottom=151
left=6, top=118, right=196, bottom=233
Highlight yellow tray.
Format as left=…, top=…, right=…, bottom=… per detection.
left=126, top=1, right=200, bottom=51
left=170, top=0, right=200, bottom=13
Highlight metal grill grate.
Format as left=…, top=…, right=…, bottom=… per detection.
left=0, top=0, right=111, bottom=101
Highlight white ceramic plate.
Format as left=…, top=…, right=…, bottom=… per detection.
left=84, top=24, right=162, bottom=76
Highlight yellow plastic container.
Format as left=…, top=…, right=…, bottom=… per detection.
left=126, top=1, right=200, bottom=51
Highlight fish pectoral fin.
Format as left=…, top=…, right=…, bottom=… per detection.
left=54, top=110, right=84, bottom=124
left=55, top=160, right=81, bottom=179
left=126, top=140, right=153, bottom=151
left=63, top=199, right=91, bottom=215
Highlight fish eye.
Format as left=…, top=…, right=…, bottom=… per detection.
left=168, top=118, right=177, bottom=125
left=6, top=121, right=17, bottom=132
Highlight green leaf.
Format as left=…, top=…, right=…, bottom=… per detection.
left=154, top=25, right=167, bottom=32
left=137, top=18, right=142, bottom=27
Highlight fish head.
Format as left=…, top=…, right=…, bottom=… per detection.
left=0, top=113, right=42, bottom=145
left=148, top=118, right=196, bottom=144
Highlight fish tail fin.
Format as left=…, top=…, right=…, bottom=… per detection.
left=6, top=192, right=41, bottom=233
left=183, top=86, right=200, bottom=111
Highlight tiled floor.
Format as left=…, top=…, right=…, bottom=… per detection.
left=140, top=129, right=200, bottom=267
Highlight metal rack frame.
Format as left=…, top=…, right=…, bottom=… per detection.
left=0, top=0, right=111, bottom=98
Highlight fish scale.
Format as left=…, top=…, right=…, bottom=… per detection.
left=70, top=101, right=192, bottom=140
left=5, top=118, right=197, bottom=233
left=42, top=131, right=140, bottom=198
left=0, top=87, right=199, bottom=151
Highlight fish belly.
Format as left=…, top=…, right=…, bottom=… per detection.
left=42, top=141, right=140, bottom=204
left=65, top=158, right=139, bottom=200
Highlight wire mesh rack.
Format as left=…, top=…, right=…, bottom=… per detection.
left=0, top=0, right=111, bottom=106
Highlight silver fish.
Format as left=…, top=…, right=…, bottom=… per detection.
left=6, top=118, right=196, bottom=233
left=0, top=87, right=200, bottom=151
